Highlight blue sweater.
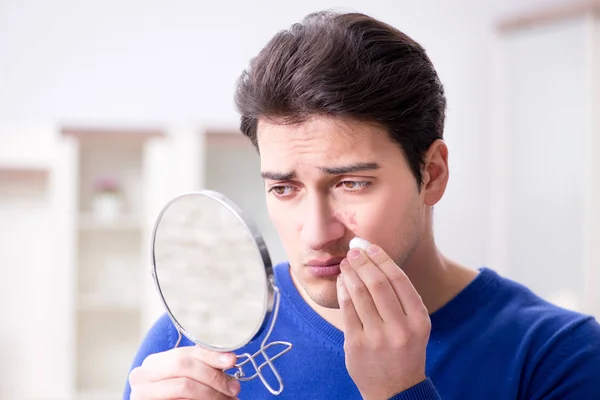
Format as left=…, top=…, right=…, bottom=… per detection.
left=124, top=264, right=600, bottom=399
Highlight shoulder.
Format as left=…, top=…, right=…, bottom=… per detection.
left=523, top=311, right=600, bottom=398
left=129, top=312, right=190, bottom=367
left=489, top=269, right=599, bottom=344
left=488, top=270, right=600, bottom=397
left=272, top=261, right=291, bottom=287
left=142, top=312, right=179, bottom=347
left=490, top=270, right=596, bottom=334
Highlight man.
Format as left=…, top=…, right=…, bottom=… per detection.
left=124, top=10, right=600, bottom=400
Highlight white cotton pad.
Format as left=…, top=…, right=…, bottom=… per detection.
left=349, top=236, right=371, bottom=250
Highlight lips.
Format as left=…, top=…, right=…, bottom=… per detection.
left=305, top=256, right=345, bottom=267
left=305, top=257, right=345, bottom=278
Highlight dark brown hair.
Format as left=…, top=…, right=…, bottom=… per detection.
left=234, top=10, right=446, bottom=188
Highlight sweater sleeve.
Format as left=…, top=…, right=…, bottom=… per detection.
left=526, top=316, right=600, bottom=399
left=388, top=378, right=442, bottom=400
left=122, top=313, right=183, bottom=400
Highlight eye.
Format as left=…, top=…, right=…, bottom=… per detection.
left=337, top=181, right=371, bottom=191
left=268, top=185, right=295, bottom=198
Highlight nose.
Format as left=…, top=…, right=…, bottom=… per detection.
left=299, top=194, right=345, bottom=251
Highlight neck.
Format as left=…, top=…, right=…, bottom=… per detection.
left=291, top=229, right=478, bottom=332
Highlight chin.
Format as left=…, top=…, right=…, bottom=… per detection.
left=290, top=264, right=342, bottom=308
left=316, top=297, right=340, bottom=309
left=304, top=279, right=341, bottom=309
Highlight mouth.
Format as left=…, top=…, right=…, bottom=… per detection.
left=305, top=257, right=345, bottom=278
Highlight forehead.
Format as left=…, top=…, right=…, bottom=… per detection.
left=256, top=117, right=394, bottom=160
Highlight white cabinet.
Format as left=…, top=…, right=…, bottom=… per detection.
left=0, top=124, right=269, bottom=399
left=491, top=2, right=600, bottom=317
left=61, top=128, right=165, bottom=400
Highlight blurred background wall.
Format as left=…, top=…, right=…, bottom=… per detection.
left=0, top=0, right=598, bottom=399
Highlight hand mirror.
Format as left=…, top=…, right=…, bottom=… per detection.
left=151, top=190, right=292, bottom=395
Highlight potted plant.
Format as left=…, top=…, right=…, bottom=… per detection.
left=91, top=176, right=123, bottom=222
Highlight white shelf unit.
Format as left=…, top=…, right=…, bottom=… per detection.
left=62, top=127, right=165, bottom=399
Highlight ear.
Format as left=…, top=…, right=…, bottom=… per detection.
left=421, top=139, right=449, bottom=206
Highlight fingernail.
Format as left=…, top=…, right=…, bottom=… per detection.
left=366, top=244, right=379, bottom=255
left=348, top=249, right=361, bottom=259
left=228, top=378, right=240, bottom=395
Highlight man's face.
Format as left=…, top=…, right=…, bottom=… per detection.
left=257, top=116, right=428, bottom=309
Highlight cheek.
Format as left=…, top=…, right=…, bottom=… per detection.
left=266, top=201, right=286, bottom=232
left=332, top=207, right=380, bottom=237
left=267, top=201, right=302, bottom=241
left=353, top=210, right=386, bottom=238
left=330, top=209, right=358, bottom=230
left=343, top=211, right=358, bottom=228
left=345, top=197, right=412, bottom=246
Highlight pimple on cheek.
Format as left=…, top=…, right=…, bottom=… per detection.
left=334, top=211, right=358, bottom=228
left=347, top=211, right=357, bottom=227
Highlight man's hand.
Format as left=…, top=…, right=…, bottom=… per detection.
left=337, top=244, right=431, bottom=400
left=128, top=345, right=241, bottom=399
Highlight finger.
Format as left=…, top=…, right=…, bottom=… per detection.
left=340, top=257, right=381, bottom=328
left=141, top=346, right=237, bottom=373
left=141, top=346, right=237, bottom=376
left=346, top=248, right=405, bottom=323
left=191, top=346, right=238, bottom=370
left=133, top=359, right=240, bottom=397
left=130, top=377, right=237, bottom=400
left=133, top=348, right=240, bottom=397
left=365, top=244, right=426, bottom=315
left=337, top=270, right=362, bottom=332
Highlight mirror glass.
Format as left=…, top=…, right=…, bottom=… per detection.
left=151, top=191, right=274, bottom=351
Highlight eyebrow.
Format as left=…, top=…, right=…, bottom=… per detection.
left=319, top=162, right=380, bottom=175
left=261, top=162, right=380, bottom=181
left=261, top=171, right=296, bottom=181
